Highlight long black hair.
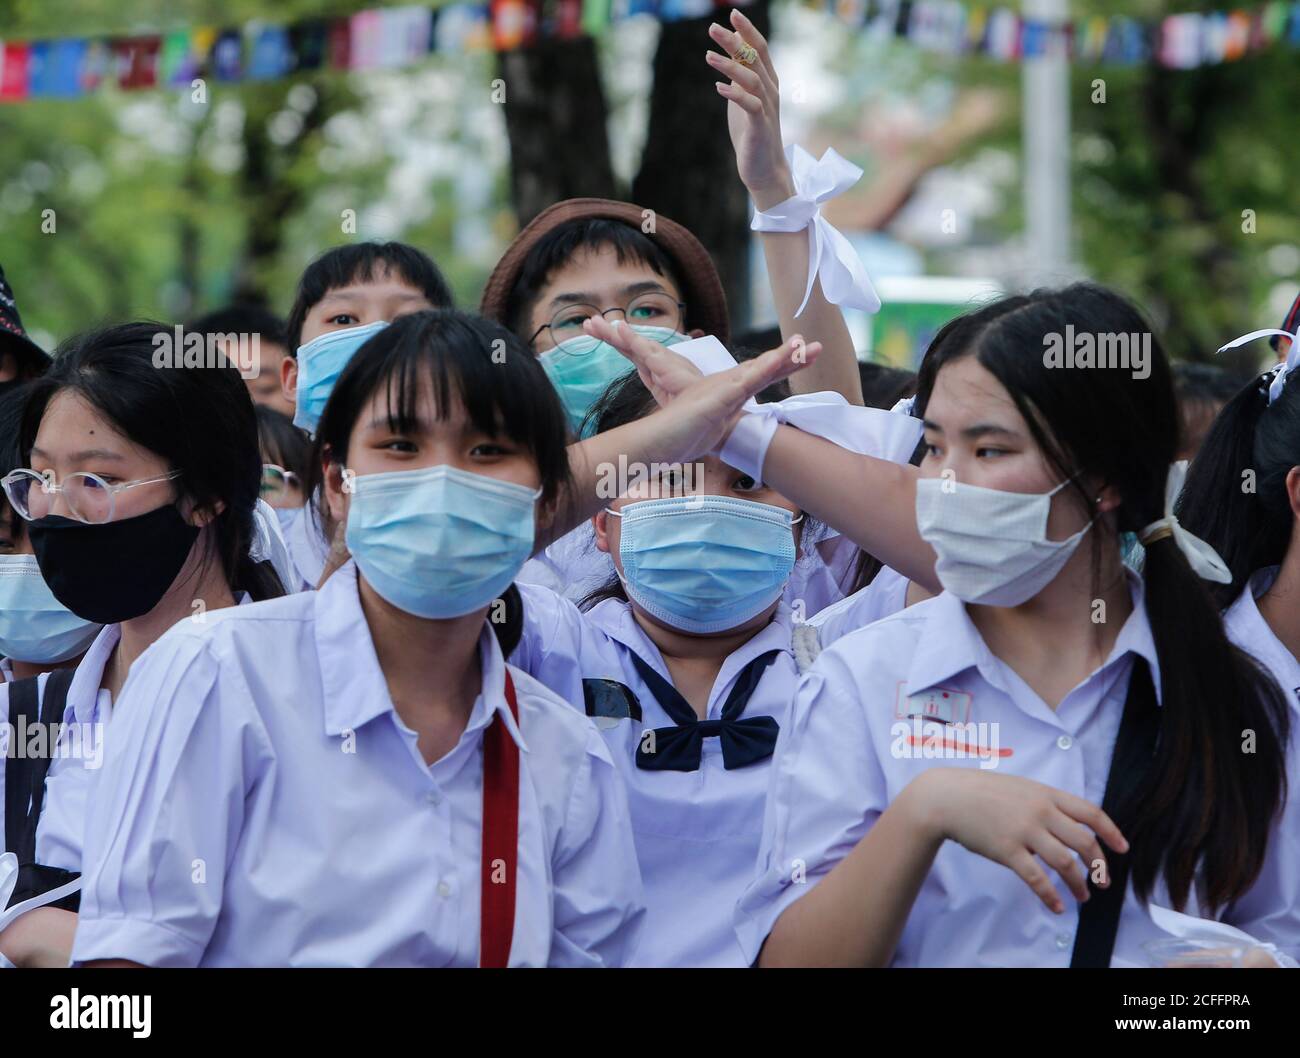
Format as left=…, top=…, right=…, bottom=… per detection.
left=913, top=283, right=1289, bottom=914
left=1176, top=368, right=1298, bottom=608
left=16, top=322, right=285, bottom=602
left=305, top=309, right=571, bottom=655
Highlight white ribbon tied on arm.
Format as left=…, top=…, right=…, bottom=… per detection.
left=750, top=144, right=882, bottom=318
left=719, top=392, right=923, bottom=486
left=1140, top=460, right=1232, bottom=584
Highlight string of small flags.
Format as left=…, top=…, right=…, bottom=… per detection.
left=0, top=0, right=1296, bottom=103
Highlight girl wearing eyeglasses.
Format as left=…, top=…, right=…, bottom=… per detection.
left=0, top=322, right=285, bottom=968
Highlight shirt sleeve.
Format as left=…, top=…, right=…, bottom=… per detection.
left=70, top=628, right=269, bottom=968
left=546, top=724, right=646, bottom=967
left=511, top=581, right=595, bottom=713
left=810, top=565, right=910, bottom=647
left=733, top=640, right=892, bottom=964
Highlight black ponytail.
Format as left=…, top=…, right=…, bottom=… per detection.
left=1176, top=373, right=1296, bottom=608
left=915, top=284, right=1290, bottom=913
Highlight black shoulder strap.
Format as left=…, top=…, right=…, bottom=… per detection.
left=4, top=675, right=40, bottom=856
left=3, top=669, right=76, bottom=863
left=1070, top=657, right=1161, bottom=967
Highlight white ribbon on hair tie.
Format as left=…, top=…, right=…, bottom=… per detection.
left=718, top=391, right=924, bottom=487
left=1137, top=460, right=1231, bottom=584
left=1216, top=328, right=1300, bottom=406
left=750, top=145, right=882, bottom=319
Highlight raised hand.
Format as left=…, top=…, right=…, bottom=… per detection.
left=707, top=10, right=794, bottom=211
left=581, top=314, right=820, bottom=459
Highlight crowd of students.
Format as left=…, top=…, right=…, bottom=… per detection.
left=1, top=11, right=1297, bottom=969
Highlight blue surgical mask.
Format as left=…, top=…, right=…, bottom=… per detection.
left=345, top=464, right=541, bottom=619
left=294, top=320, right=390, bottom=436
left=0, top=554, right=103, bottom=663
left=609, top=495, right=800, bottom=634
left=540, top=326, right=687, bottom=437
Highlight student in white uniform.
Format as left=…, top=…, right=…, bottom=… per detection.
left=736, top=285, right=1298, bottom=968
left=278, top=242, right=455, bottom=590
left=0, top=390, right=101, bottom=685
left=1177, top=326, right=1300, bottom=719
left=70, top=308, right=804, bottom=968
left=492, top=13, right=879, bottom=612
left=509, top=361, right=921, bottom=967
left=0, top=322, right=285, bottom=968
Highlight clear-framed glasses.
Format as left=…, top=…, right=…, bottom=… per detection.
left=530, top=292, right=686, bottom=355
left=1, top=468, right=182, bottom=525
left=260, top=463, right=301, bottom=506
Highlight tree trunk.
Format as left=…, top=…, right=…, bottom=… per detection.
left=633, top=2, right=770, bottom=332
left=498, top=36, right=618, bottom=225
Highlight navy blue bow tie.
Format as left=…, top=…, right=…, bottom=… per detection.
left=630, top=650, right=781, bottom=772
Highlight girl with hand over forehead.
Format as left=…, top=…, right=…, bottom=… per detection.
left=509, top=326, right=922, bottom=967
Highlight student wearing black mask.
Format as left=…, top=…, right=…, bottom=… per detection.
left=0, top=322, right=284, bottom=968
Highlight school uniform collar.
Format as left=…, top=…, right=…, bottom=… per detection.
left=317, top=561, right=527, bottom=751
left=587, top=595, right=795, bottom=695
left=66, top=623, right=122, bottom=726
left=906, top=570, right=1164, bottom=706
left=1225, top=566, right=1298, bottom=685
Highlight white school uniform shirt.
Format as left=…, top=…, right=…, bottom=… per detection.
left=70, top=560, right=645, bottom=968
left=512, top=581, right=802, bottom=967
left=808, top=564, right=910, bottom=646
left=0, top=657, right=12, bottom=683
left=736, top=578, right=1300, bottom=967
left=517, top=522, right=862, bottom=615
left=1220, top=567, right=1300, bottom=948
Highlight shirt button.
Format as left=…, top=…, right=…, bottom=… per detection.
left=425, top=789, right=442, bottom=806
left=1056, top=734, right=1073, bottom=750
left=1056, top=933, right=1072, bottom=950
left=437, top=880, right=452, bottom=899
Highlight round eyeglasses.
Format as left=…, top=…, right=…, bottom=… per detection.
left=529, top=292, right=686, bottom=355
left=1, top=468, right=182, bottom=526
left=260, top=463, right=301, bottom=506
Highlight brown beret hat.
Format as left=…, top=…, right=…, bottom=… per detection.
left=479, top=198, right=730, bottom=345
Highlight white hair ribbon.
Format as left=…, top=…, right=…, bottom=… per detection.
left=1216, top=328, right=1300, bottom=406
left=750, top=145, right=881, bottom=318
left=1137, top=460, right=1231, bottom=584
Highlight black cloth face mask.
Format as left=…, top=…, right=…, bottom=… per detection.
left=28, top=504, right=201, bottom=625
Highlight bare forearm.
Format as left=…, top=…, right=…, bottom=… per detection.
left=759, top=782, right=943, bottom=967
left=0, top=907, right=78, bottom=968
left=542, top=417, right=676, bottom=550
left=757, top=225, right=863, bottom=405
left=761, top=426, right=939, bottom=591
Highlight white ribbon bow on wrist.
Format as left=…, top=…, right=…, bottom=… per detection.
left=751, top=145, right=882, bottom=318
left=1140, top=460, right=1231, bottom=584
left=719, top=391, right=923, bottom=487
